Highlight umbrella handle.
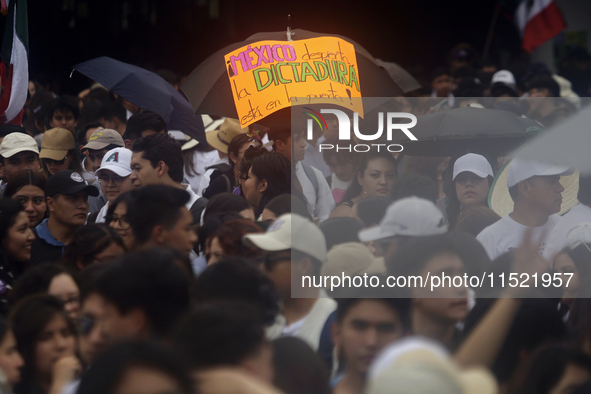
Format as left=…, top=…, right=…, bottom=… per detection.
left=286, top=14, right=294, bottom=41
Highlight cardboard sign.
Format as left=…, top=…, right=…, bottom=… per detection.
left=225, top=37, right=364, bottom=127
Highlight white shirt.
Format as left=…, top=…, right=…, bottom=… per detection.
left=198, top=156, right=230, bottom=195
left=295, top=161, right=335, bottom=223
left=183, top=150, right=219, bottom=195
left=328, top=173, right=352, bottom=204
left=476, top=214, right=561, bottom=261
left=184, top=184, right=201, bottom=210
left=266, top=297, right=337, bottom=351
left=304, top=137, right=331, bottom=177
left=543, top=204, right=591, bottom=261
left=95, top=202, right=109, bottom=224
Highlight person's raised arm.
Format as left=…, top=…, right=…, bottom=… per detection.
left=454, top=228, right=549, bottom=368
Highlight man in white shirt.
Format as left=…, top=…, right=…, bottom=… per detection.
left=477, top=158, right=572, bottom=260
left=269, top=127, right=334, bottom=223
left=129, top=133, right=201, bottom=212
left=244, top=213, right=336, bottom=351
left=543, top=174, right=591, bottom=261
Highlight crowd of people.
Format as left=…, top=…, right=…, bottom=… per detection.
left=0, top=41, right=590, bottom=394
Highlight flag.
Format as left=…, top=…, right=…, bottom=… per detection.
left=0, top=0, right=28, bottom=125
left=512, top=0, right=566, bottom=53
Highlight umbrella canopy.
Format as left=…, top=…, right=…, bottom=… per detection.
left=517, top=106, right=591, bottom=174
left=72, top=57, right=206, bottom=144
left=180, top=29, right=404, bottom=127
left=376, top=60, right=421, bottom=94
left=390, top=106, right=543, bottom=157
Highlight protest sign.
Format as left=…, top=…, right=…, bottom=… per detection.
left=224, top=37, right=364, bottom=127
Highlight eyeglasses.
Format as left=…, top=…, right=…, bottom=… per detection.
left=99, top=175, right=127, bottom=187
left=76, top=314, right=95, bottom=336
left=42, top=156, right=68, bottom=166
left=108, top=215, right=130, bottom=231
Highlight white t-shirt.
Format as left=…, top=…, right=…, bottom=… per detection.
left=183, top=150, right=219, bottom=195
left=295, top=161, right=335, bottom=223
left=476, top=214, right=561, bottom=261
left=328, top=174, right=351, bottom=204
left=95, top=202, right=109, bottom=224
left=543, top=204, right=591, bottom=261
left=267, top=297, right=337, bottom=351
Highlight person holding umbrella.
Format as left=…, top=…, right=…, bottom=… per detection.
left=476, top=158, right=572, bottom=260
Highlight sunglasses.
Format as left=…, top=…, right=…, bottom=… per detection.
left=42, top=156, right=68, bottom=166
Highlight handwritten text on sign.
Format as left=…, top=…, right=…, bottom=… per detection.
left=225, top=37, right=363, bottom=127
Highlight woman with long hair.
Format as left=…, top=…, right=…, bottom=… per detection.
left=0, top=316, right=24, bottom=389
left=11, top=295, right=80, bottom=394
left=242, top=152, right=292, bottom=218
left=330, top=152, right=397, bottom=219
left=4, top=169, right=47, bottom=228
left=0, top=199, right=35, bottom=313
left=105, top=191, right=136, bottom=251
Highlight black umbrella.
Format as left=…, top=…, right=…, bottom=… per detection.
left=72, top=57, right=206, bottom=144
left=180, top=29, right=404, bottom=123
left=389, top=106, right=544, bottom=157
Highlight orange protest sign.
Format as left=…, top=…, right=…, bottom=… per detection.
left=224, top=37, right=363, bottom=127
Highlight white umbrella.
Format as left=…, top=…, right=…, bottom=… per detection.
left=517, top=105, right=591, bottom=174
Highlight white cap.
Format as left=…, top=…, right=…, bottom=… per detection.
left=95, top=147, right=132, bottom=177
left=506, top=158, right=573, bottom=188
left=367, top=337, right=497, bottom=394
left=358, top=197, right=447, bottom=242
left=243, top=213, right=327, bottom=263
left=453, top=153, right=493, bottom=180
left=321, top=242, right=385, bottom=278
left=0, top=132, right=39, bottom=158
left=491, top=70, right=516, bottom=87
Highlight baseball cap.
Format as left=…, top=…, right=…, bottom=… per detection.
left=206, top=118, right=249, bottom=154
left=243, top=213, right=327, bottom=263
left=367, top=337, right=497, bottom=394
left=95, top=147, right=132, bottom=177
left=45, top=170, right=100, bottom=198
left=491, top=70, right=516, bottom=87
left=452, top=153, right=494, bottom=180
left=506, top=157, right=573, bottom=188
left=321, top=242, right=385, bottom=278
left=0, top=132, right=39, bottom=158
left=358, top=197, right=448, bottom=243
left=39, top=128, right=75, bottom=161
left=82, top=129, right=124, bottom=151
left=565, top=223, right=591, bottom=250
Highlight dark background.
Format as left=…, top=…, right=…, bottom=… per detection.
left=4, top=0, right=523, bottom=94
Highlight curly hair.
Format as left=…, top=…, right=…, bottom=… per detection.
left=212, top=219, right=263, bottom=261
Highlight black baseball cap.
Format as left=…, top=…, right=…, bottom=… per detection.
left=45, top=170, right=100, bottom=198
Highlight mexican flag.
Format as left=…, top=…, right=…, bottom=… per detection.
left=501, top=0, right=566, bottom=54
left=0, top=0, right=28, bottom=125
